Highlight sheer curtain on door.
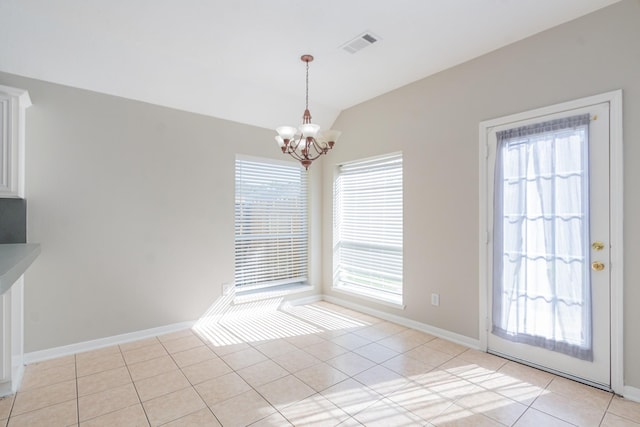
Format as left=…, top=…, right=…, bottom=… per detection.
left=492, top=114, right=593, bottom=361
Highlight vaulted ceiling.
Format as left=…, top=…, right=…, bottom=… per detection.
left=0, top=0, right=620, bottom=130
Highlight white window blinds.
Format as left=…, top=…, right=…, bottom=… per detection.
left=235, top=158, right=308, bottom=288
left=333, top=153, right=403, bottom=302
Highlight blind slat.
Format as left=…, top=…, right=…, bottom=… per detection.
left=334, top=153, right=403, bottom=298
left=235, top=158, right=308, bottom=287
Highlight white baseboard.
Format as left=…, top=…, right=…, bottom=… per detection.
left=322, top=294, right=481, bottom=350
left=623, top=385, right=640, bottom=403
left=23, top=321, right=195, bottom=365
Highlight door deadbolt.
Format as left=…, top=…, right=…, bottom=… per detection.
left=592, top=241, right=605, bottom=251
left=591, top=261, right=605, bottom=271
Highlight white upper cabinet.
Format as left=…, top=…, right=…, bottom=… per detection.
left=0, top=85, right=31, bottom=198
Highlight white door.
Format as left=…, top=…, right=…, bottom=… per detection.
left=485, top=101, right=611, bottom=388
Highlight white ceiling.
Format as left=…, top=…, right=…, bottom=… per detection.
left=0, top=0, right=620, bottom=130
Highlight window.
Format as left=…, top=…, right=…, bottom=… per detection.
left=235, top=157, right=308, bottom=289
left=333, top=153, right=403, bottom=304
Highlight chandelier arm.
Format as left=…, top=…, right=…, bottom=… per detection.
left=285, top=146, right=304, bottom=161
left=288, top=136, right=304, bottom=152
left=284, top=136, right=307, bottom=161
left=305, top=152, right=325, bottom=162
left=310, top=139, right=328, bottom=156
left=305, top=144, right=329, bottom=161
left=307, top=142, right=321, bottom=157
left=286, top=150, right=304, bottom=162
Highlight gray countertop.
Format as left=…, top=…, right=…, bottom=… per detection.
left=0, top=243, right=41, bottom=294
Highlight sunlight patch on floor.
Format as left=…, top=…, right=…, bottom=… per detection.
left=193, top=293, right=370, bottom=348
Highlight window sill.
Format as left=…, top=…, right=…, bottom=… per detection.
left=332, top=286, right=405, bottom=310
left=234, top=282, right=314, bottom=304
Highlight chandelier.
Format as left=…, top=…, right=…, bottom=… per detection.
left=275, top=54, right=341, bottom=170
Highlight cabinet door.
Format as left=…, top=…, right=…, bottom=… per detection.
left=0, top=290, right=11, bottom=383
left=0, top=96, right=11, bottom=196
left=10, top=278, right=23, bottom=383
left=0, top=85, right=31, bottom=198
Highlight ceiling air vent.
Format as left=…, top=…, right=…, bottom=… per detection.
left=341, top=32, right=380, bottom=54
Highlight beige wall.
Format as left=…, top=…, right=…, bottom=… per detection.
left=0, top=72, right=321, bottom=352
left=322, top=0, right=640, bottom=388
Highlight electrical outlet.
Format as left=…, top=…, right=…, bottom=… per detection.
left=222, top=282, right=234, bottom=296
left=431, top=293, right=440, bottom=306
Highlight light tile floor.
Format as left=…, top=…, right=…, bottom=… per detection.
left=1, top=300, right=639, bottom=426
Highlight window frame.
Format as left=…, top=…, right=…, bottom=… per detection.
left=234, top=155, right=309, bottom=290
left=332, top=152, right=404, bottom=306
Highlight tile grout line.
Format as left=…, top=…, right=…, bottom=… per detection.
left=161, top=332, right=225, bottom=426
left=254, top=333, right=403, bottom=425
left=5, top=388, right=16, bottom=426
left=122, top=342, right=153, bottom=427
left=597, top=389, right=615, bottom=427
left=605, top=396, right=640, bottom=425
left=162, top=342, right=202, bottom=426
left=177, top=354, right=225, bottom=426
left=74, top=353, right=79, bottom=426
left=205, top=328, right=334, bottom=425
left=132, top=334, right=209, bottom=426
left=75, top=346, right=141, bottom=426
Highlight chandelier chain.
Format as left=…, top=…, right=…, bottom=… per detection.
left=305, top=60, right=309, bottom=111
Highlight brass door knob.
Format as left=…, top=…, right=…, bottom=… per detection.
left=592, top=261, right=605, bottom=271
left=592, top=241, right=605, bottom=251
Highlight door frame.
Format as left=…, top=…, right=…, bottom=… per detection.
left=478, top=90, right=623, bottom=394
